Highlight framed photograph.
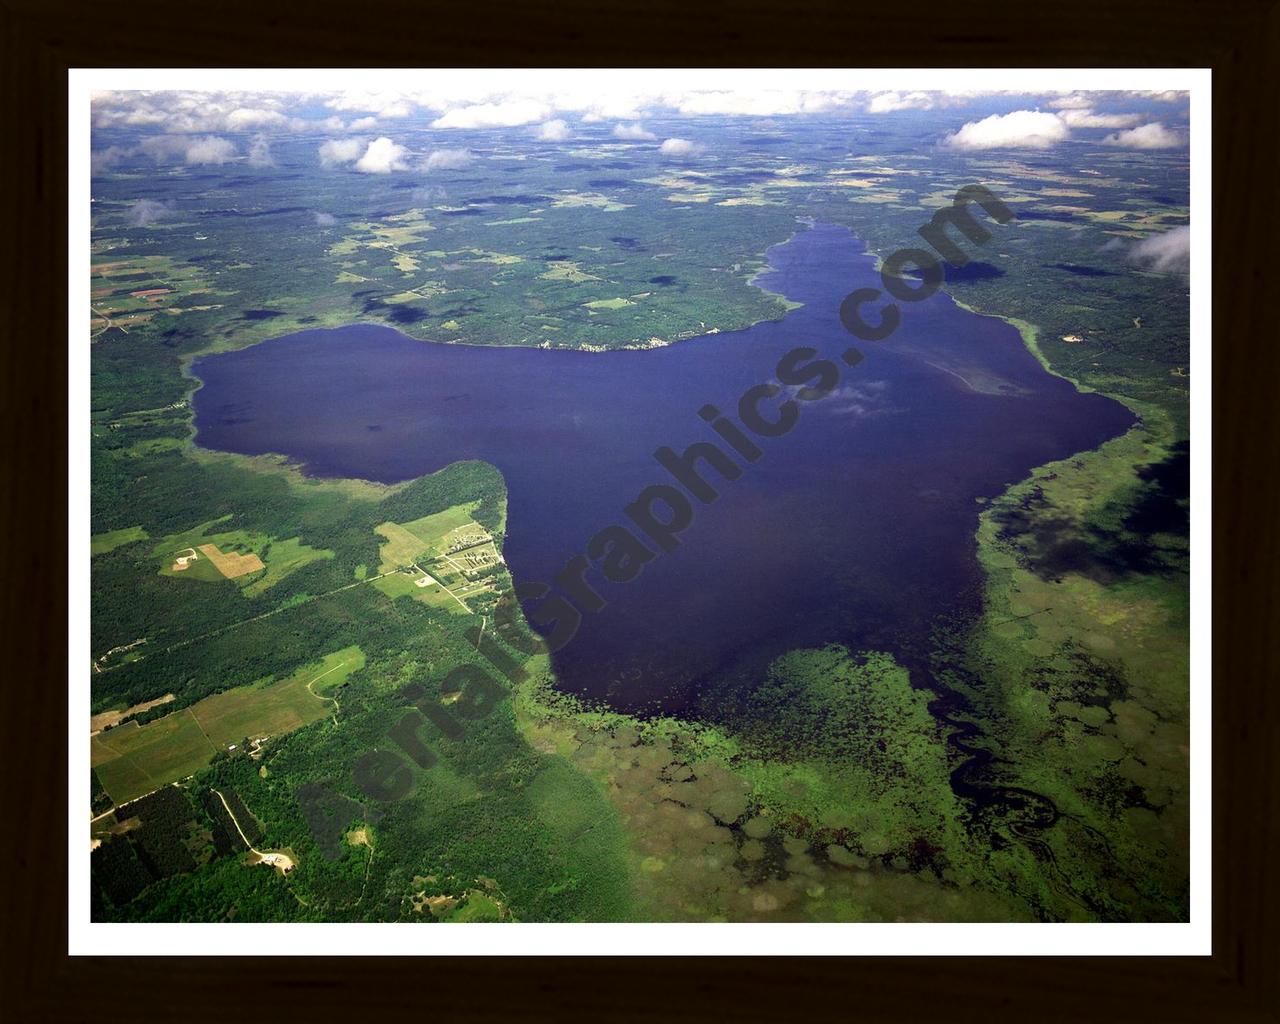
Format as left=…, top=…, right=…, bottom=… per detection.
left=5, top=1, right=1276, bottom=1017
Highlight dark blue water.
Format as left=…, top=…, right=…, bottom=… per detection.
left=193, top=224, right=1135, bottom=713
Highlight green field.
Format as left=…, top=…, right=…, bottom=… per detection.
left=153, top=518, right=333, bottom=593
left=242, top=536, right=335, bottom=596
left=192, top=646, right=364, bottom=746
left=374, top=501, right=483, bottom=570
left=91, top=646, right=364, bottom=805
left=91, top=525, right=148, bottom=556
left=91, top=709, right=217, bottom=805
left=372, top=501, right=498, bottom=612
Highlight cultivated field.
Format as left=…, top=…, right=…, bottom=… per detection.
left=373, top=522, right=432, bottom=571
left=197, top=542, right=265, bottom=578
left=91, top=710, right=217, bottom=805
left=242, top=536, right=333, bottom=596
left=90, top=646, right=365, bottom=805
left=155, top=518, right=332, bottom=592
left=372, top=501, right=502, bottom=613
left=193, top=645, right=363, bottom=744
left=91, top=525, right=149, bottom=556
left=90, top=693, right=175, bottom=735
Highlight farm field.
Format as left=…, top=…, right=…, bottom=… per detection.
left=153, top=519, right=333, bottom=593
left=372, top=501, right=502, bottom=612
left=91, top=709, right=216, bottom=805
left=196, top=542, right=264, bottom=579
left=90, top=253, right=219, bottom=337
left=91, top=525, right=148, bottom=556
left=91, top=646, right=364, bottom=804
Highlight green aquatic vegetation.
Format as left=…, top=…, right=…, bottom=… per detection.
left=515, top=648, right=1017, bottom=920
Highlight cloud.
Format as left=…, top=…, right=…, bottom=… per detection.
left=324, top=91, right=415, bottom=118
left=575, top=97, right=648, bottom=121
left=88, top=86, right=1190, bottom=143
left=431, top=99, right=551, bottom=129
left=534, top=118, right=571, bottom=141
left=943, top=110, right=1070, bottom=150
left=183, top=136, right=237, bottom=165
left=91, top=146, right=132, bottom=174
left=246, top=134, right=275, bottom=167
left=667, top=89, right=855, bottom=116
left=1102, top=122, right=1186, bottom=149
left=318, top=137, right=365, bottom=167
left=1128, top=90, right=1189, bottom=103
left=138, top=134, right=237, bottom=165
left=354, top=137, right=410, bottom=173
left=867, top=91, right=935, bottom=113
left=422, top=147, right=474, bottom=171
left=411, top=185, right=449, bottom=205
left=313, top=211, right=337, bottom=227
left=225, top=107, right=288, bottom=130
left=127, top=199, right=176, bottom=227
left=1045, top=93, right=1095, bottom=110
left=612, top=122, right=656, bottom=141
left=1129, top=225, right=1190, bottom=274
left=1059, top=108, right=1143, bottom=129
left=93, top=90, right=293, bottom=134
left=659, top=137, right=702, bottom=158
left=137, top=135, right=191, bottom=162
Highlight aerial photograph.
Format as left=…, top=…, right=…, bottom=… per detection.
left=85, top=74, right=1193, bottom=926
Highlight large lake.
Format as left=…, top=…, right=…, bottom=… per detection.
left=193, top=224, right=1135, bottom=714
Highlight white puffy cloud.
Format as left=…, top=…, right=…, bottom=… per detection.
left=612, top=122, right=656, bottom=141
left=422, top=147, right=474, bottom=171
left=246, top=134, right=275, bottom=167
left=534, top=118, right=571, bottom=141
left=1129, top=225, right=1190, bottom=274
left=127, top=199, right=176, bottom=227
left=1102, top=122, right=1186, bottom=149
left=137, top=135, right=191, bottom=161
left=225, top=107, right=288, bottom=130
left=318, top=137, right=365, bottom=167
left=93, top=91, right=299, bottom=134
left=1045, top=93, right=1095, bottom=110
left=89, top=85, right=1193, bottom=150
left=1127, top=90, right=1189, bottom=103
left=1060, top=108, right=1142, bottom=129
left=354, top=137, right=410, bottom=173
left=943, top=110, right=1070, bottom=150
left=91, top=146, right=132, bottom=174
left=313, top=211, right=337, bottom=227
left=431, top=99, right=550, bottom=128
left=867, top=91, right=935, bottom=113
left=324, top=91, right=414, bottom=117
left=659, top=137, right=702, bottom=158
left=665, top=89, right=855, bottom=116
left=137, top=134, right=237, bottom=165
left=411, top=185, right=448, bottom=205
left=183, top=136, right=237, bottom=164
